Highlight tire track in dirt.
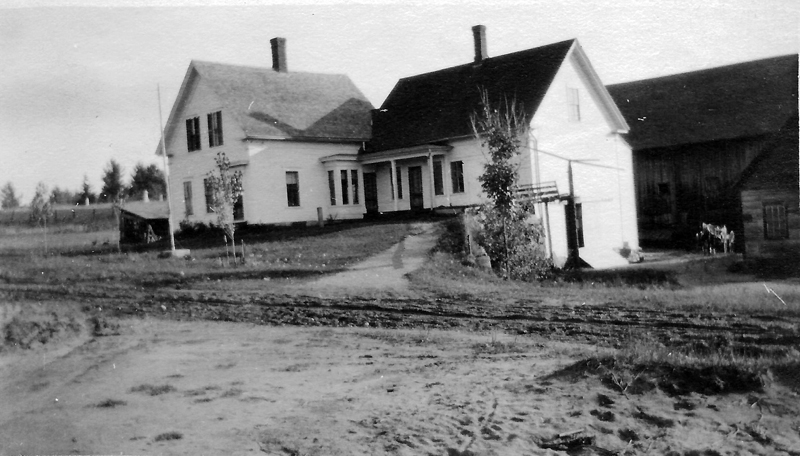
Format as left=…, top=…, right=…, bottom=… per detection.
left=3, top=284, right=799, bottom=354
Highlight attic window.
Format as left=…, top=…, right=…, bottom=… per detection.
left=186, top=117, right=201, bottom=152
left=567, top=88, right=580, bottom=121
left=208, top=111, right=223, bottom=148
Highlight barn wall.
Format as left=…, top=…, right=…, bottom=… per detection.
left=634, top=136, right=765, bottom=228
left=741, top=189, right=800, bottom=260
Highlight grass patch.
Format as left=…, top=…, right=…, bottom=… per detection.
left=94, top=398, right=127, bottom=408
left=129, top=384, right=176, bottom=396
left=154, top=431, right=183, bottom=442
left=0, top=221, right=410, bottom=293
left=546, top=332, right=800, bottom=397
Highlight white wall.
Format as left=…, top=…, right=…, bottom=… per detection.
left=166, top=73, right=249, bottom=229
left=166, top=72, right=365, bottom=228
left=529, top=51, right=639, bottom=262
left=246, top=141, right=364, bottom=224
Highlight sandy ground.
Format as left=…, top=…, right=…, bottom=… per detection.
left=1, top=313, right=798, bottom=456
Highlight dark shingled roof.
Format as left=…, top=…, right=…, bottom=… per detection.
left=369, top=40, right=575, bottom=152
left=192, top=61, right=374, bottom=141
left=607, top=55, right=798, bottom=151
left=120, top=201, right=169, bottom=220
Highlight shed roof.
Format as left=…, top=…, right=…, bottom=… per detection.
left=120, top=201, right=169, bottom=220
left=368, top=40, right=576, bottom=152
left=607, top=54, right=798, bottom=151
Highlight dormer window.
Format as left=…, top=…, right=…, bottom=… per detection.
left=567, top=88, right=580, bottom=121
left=186, top=117, right=201, bottom=152
left=208, top=111, right=223, bottom=147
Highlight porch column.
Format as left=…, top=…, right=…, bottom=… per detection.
left=390, top=159, right=398, bottom=212
left=427, top=153, right=436, bottom=209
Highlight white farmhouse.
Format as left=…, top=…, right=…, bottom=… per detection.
left=159, top=27, right=639, bottom=267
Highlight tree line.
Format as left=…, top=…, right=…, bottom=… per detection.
left=1, top=159, right=166, bottom=209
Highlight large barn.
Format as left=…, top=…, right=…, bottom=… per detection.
left=607, top=55, right=798, bottom=250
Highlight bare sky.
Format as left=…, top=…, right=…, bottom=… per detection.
left=1, top=0, right=797, bottom=203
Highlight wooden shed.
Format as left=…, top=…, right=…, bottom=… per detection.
left=119, top=201, right=170, bottom=244
left=737, top=114, right=799, bottom=261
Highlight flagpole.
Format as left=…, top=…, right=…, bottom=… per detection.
left=158, top=84, right=176, bottom=252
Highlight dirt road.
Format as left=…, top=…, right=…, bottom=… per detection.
left=2, top=315, right=798, bottom=456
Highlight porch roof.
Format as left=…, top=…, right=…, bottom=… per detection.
left=358, top=144, right=452, bottom=165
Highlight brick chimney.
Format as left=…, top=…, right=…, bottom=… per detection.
left=271, top=37, right=287, bottom=72
left=472, top=25, right=487, bottom=62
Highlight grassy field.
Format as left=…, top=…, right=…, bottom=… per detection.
left=0, top=221, right=411, bottom=292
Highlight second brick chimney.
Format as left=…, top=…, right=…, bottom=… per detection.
left=271, top=37, right=287, bottom=72
left=472, top=25, right=487, bottom=62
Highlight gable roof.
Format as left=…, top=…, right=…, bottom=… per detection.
left=607, top=54, right=799, bottom=151
left=369, top=40, right=574, bottom=152
left=158, top=61, right=373, bottom=154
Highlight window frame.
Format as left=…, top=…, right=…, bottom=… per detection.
left=567, top=88, right=581, bottom=122
left=351, top=170, right=359, bottom=204
left=203, top=178, right=214, bottom=213
left=285, top=171, right=300, bottom=208
left=207, top=111, right=224, bottom=148
left=186, top=117, right=202, bottom=152
left=340, top=170, right=350, bottom=205
left=763, top=202, right=789, bottom=240
left=450, top=161, right=465, bottom=194
left=433, top=160, right=444, bottom=195
left=183, top=181, right=193, bottom=216
left=328, top=170, right=336, bottom=206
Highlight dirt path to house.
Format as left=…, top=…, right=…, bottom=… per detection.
left=303, top=222, right=439, bottom=296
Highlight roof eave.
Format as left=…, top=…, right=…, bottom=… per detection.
left=244, top=134, right=368, bottom=143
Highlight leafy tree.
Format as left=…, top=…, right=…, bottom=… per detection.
left=471, top=89, right=551, bottom=279
left=128, top=162, right=166, bottom=201
left=77, top=175, right=97, bottom=205
left=1, top=182, right=21, bottom=209
left=100, top=159, right=125, bottom=203
left=206, top=152, right=243, bottom=264
left=49, top=186, right=77, bottom=205
left=29, top=182, right=55, bottom=254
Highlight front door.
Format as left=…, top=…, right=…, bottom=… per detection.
left=408, top=166, right=424, bottom=211
left=363, top=172, right=378, bottom=215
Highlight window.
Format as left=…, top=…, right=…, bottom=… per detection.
left=328, top=170, right=336, bottom=205
left=396, top=167, right=403, bottom=199
left=203, top=178, right=214, bottom=213
left=341, top=170, right=349, bottom=205
left=764, top=203, right=788, bottom=239
left=207, top=111, right=223, bottom=147
left=233, top=195, right=244, bottom=221
left=451, top=161, right=465, bottom=193
left=286, top=172, right=300, bottom=207
left=351, top=170, right=359, bottom=204
left=433, top=160, right=444, bottom=195
left=576, top=203, right=585, bottom=248
left=567, top=88, right=580, bottom=121
left=186, top=117, right=201, bottom=152
left=183, top=181, right=193, bottom=216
